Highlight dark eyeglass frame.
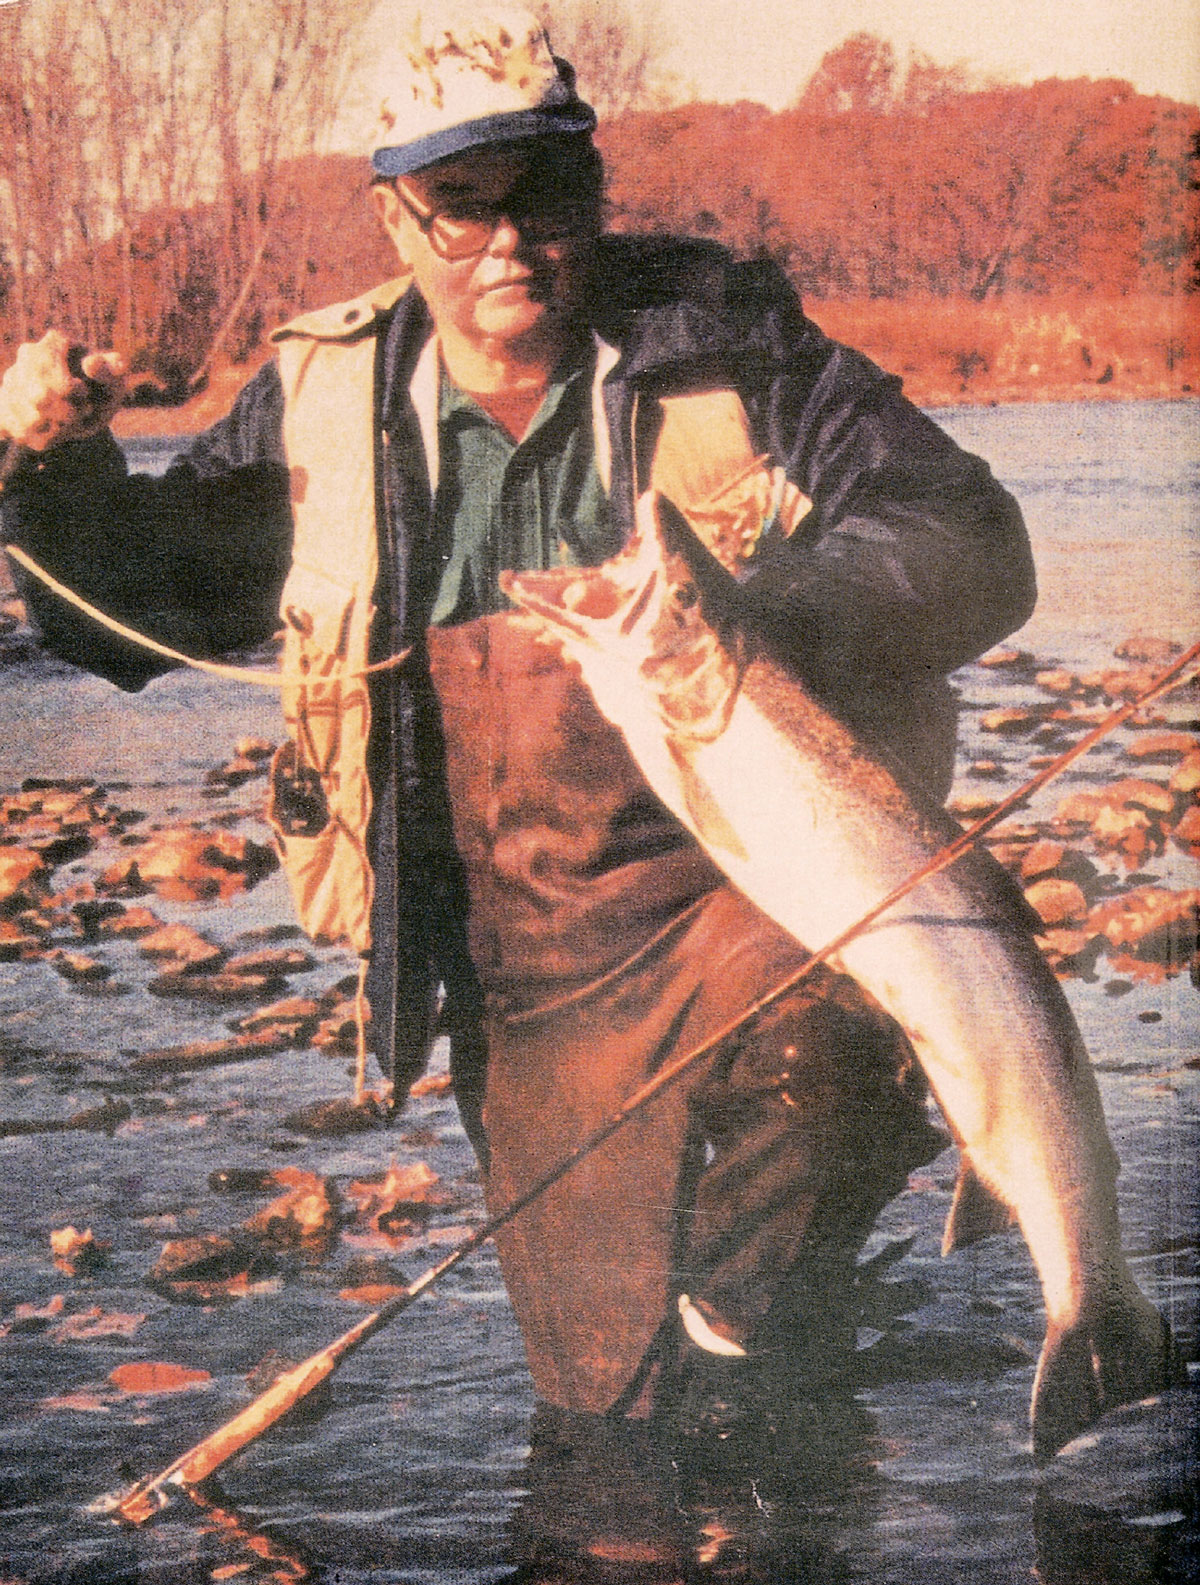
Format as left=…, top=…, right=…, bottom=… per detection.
left=394, top=181, right=594, bottom=261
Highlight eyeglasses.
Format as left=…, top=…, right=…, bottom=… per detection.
left=394, top=181, right=595, bottom=261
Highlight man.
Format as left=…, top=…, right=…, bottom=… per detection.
left=0, top=6, right=1037, bottom=1436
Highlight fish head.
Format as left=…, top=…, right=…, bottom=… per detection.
left=501, top=490, right=743, bottom=743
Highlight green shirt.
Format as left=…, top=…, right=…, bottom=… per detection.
left=428, top=349, right=620, bottom=627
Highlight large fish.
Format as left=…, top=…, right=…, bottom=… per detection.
left=500, top=490, right=1181, bottom=1463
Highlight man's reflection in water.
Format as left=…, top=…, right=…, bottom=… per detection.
left=502, top=1385, right=880, bottom=1583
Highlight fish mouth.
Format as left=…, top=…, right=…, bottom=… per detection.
left=500, top=565, right=633, bottom=640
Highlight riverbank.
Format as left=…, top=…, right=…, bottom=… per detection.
left=110, top=291, right=1198, bottom=439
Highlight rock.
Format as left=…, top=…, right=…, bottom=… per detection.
left=980, top=705, right=1047, bottom=735
left=1171, top=804, right=1200, bottom=858
left=1036, top=928, right=1104, bottom=978
left=0, top=846, right=49, bottom=913
left=137, top=922, right=225, bottom=973
left=108, top=1361, right=211, bottom=1395
left=1125, top=730, right=1198, bottom=764
left=1035, top=669, right=1084, bottom=696
left=1019, top=840, right=1098, bottom=889
left=1, top=1294, right=65, bottom=1335
left=223, top=946, right=317, bottom=978
left=0, top=918, right=47, bottom=962
left=240, top=1167, right=340, bottom=1255
left=49, top=1225, right=111, bottom=1274
left=1113, top=634, right=1182, bottom=663
left=1168, top=755, right=1200, bottom=798
left=147, top=1232, right=276, bottom=1302
left=128, top=1028, right=291, bottom=1074
left=966, top=759, right=1005, bottom=780
left=280, top=1096, right=385, bottom=1136
left=147, top=971, right=286, bottom=1004
left=105, top=825, right=277, bottom=902
left=1034, top=1387, right=1199, bottom=1585
left=1025, top=878, right=1090, bottom=928
left=344, top=1161, right=446, bottom=1238
left=208, top=1166, right=279, bottom=1194
left=232, top=996, right=322, bottom=1045
left=97, top=905, right=162, bottom=939
left=1088, top=887, right=1200, bottom=975
left=948, top=791, right=1001, bottom=820
left=47, top=950, right=112, bottom=985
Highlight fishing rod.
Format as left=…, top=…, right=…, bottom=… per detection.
left=96, top=632, right=1200, bottom=1527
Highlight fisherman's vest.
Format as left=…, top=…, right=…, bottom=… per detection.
left=264, top=280, right=810, bottom=956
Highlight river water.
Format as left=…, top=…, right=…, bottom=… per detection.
left=0, top=400, right=1196, bottom=1583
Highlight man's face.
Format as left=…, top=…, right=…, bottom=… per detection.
left=373, top=142, right=599, bottom=354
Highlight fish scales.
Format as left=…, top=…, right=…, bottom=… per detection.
left=501, top=489, right=1182, bottom=1463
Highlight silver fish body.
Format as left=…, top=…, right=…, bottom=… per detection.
left=501, top=491, right=1180, bottom=1462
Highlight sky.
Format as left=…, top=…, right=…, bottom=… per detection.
left=654, top=0, right=1200, bottom=110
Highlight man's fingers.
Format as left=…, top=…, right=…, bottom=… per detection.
left=0, top=333, right=125, bottom=450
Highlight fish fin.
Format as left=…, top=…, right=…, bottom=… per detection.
left=1031, top=1288, right=1185, bottom=1464
left=668, top=741, right=748, bottom=861
left=941, top=1160, right=1015, bottom=1255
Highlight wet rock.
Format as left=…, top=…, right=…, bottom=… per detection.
left=223, top=946, right=316, bottom=978
left=1125, top=730, right=1198, bottom=764
left=240, top=1167, right=340, bottom=1256
left=980, top=705, right=1047, bottom=735
left=47, top=950, right=112, bottom=985
left=312, top=999, right=363, bottom=1053
left=344, top=1161, right=446, bottom=1239
left=96, top=904, right=162, bottom=939
left=966, top=759, right=1005, bottom=780
left=104, top=825, right=277, bottom=902
left=1036, top=668, right=1088, bottom=697
left=1114, top=634, right=1182, bottom=664
left=0, top=846, right=49, bottom=913
left=1037, top=928, right=1104, bottom=978
left=1168, top=754, right=1200, bottom=799
left=208, top=1166, right=279, bottom=1194
left=147, top=1231, right=276, bottom=1302
left=128, top=1028, right=291, bottom=1074
left=0, top=1096, right=130, bottom=1139
left=137, top=922, right=225, bottom=973
left=281, top=1096, right=385, bottom=1136
left=1019, top=840, right=1098, bottom=889
left=49, top=1307, right=145, bottom=1342
left=49, top=1225, right=111, bottom=1274
left=0, top=918, right=47, bottom=961
left=231, top=995, right=322, bottom=1046
left=1171, top=804, right=1200, bottom=858
left=205, top=753, right=266, bottom=789
left=1, top=1294, right=65, bottom=1334
left=108, top=1361, right=211, bottom=1395
left=1034, top=1387, right=1198, bottom=1585
left=948, top=790, right=1001, bottom=820
left=235, top=737, right=275, bottom=763
left=1025, top=878, right=1090, bottom=928
left=1088, top=887, right=1200, bottom=977
left=147, top=971, right=286, bottom=1005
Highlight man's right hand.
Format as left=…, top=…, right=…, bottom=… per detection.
left=0, top=330, right=126, bottom=452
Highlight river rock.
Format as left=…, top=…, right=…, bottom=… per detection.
left=97, top=905, right=162, bottom=939
left=281, top=1096, right=386, bottom=1136
left=1019, top=839, right=1098, bottom=889
left=137, top=922, right=225, bottom=973
left=1124, top=730, right=1198, bottom=764
left=0, top=918, right=47, bottom=962
left=980, top=705, right=1047, bottom=735
left=104, top=826, right=277, bottom=902
left=1171, top=804, right=1200, bottom=858
left=109, top=1361, right=211, bottom=1395
left=49, top=1225, right=111, bottom=1274
left=147, top=1232, right=276, bottom=1302
left=240, top=1167, right=339, bottom=1256
left=1034, top=1388, right=1198, bottom=1585
left=128, top=1028, right=291, bottom=1074
left=0, top=847, right=48, bottom=913
left=147, top=971, right=287, bottom=1005
left=978, top=646, right=1034, bottom=670
left=1024, top=878, right=1090, bottom=927
left=1088, top=887, right=1200, bottom=977
left=47, top=950, right=112, bottom=985
left=223, top=946, right=316, bottom=978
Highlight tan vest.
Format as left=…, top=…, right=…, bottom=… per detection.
left=264, top=281, right=810, bottom=954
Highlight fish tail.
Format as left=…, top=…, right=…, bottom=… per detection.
left=1031, top=1285, right=1186, bottom=1463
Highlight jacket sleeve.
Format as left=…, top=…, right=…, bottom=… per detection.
left=730, top=269, right=1036, bottom=696
left=0, top=361, right=294, bottom=691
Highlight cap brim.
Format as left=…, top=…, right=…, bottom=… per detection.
left=372, top=103, right=597, bottom=178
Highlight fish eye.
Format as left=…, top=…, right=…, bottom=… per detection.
left=673, top=582, right=700, bottom=610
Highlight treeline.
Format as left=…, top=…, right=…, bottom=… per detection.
left=1, top=11, right=1196, bottom=393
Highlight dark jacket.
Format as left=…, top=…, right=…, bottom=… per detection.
left=1, top=236, right=1036, bottom=1097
